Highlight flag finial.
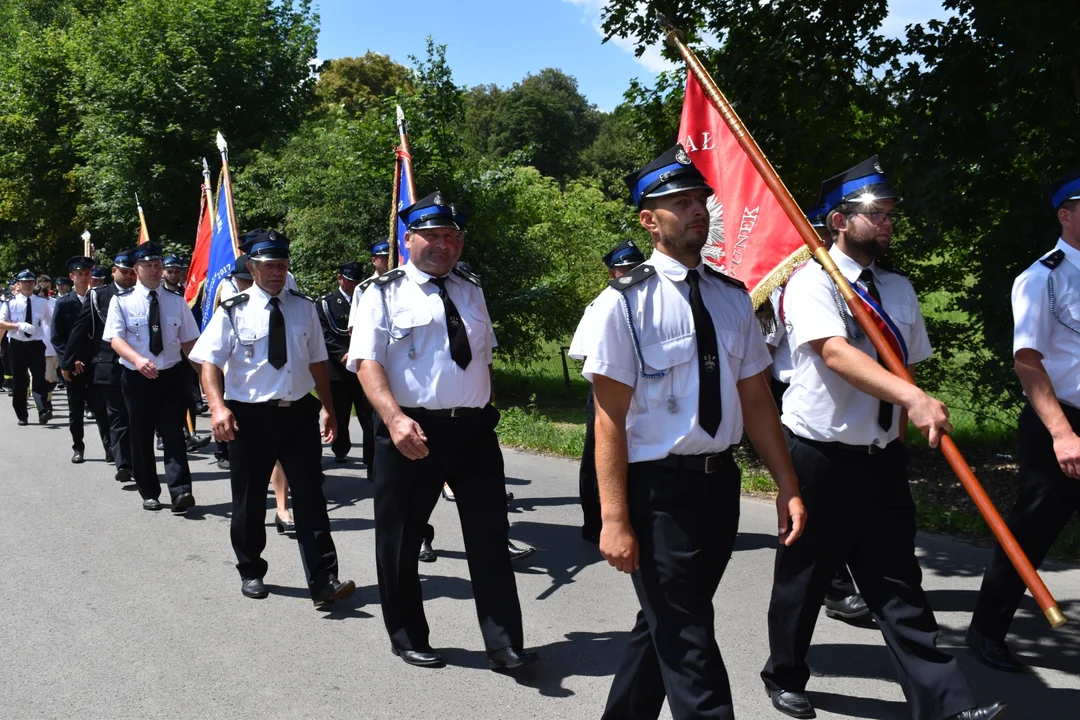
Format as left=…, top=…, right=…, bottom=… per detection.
left=216, top=132, right=227, bottom=152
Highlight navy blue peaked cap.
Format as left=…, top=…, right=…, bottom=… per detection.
left=399, top=191, right=466, bottom=231
left=132, top=242, right=164, bottom=263
left=66, top=255, right=95, bottom=271
left=820, top=156, right=902, bottom=214
left=339, top=261, right=365, bottom=281
left=1051, top=169, right=1080, bottom=210
left=603, top=238, right=646, bottom=269
left=239, top=228, right=290, bottom=260
left=624, top=144, right=713, bottom=209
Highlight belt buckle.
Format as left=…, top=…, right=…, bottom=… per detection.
left=449, top=407, right=463, bottom=418
left=278, top=399, right=292, bottom=408
left=704, top=454, right=719, bottom=474
left=867, top=444, right=880, bottom=455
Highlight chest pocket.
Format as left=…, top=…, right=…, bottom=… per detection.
left=638, top=335, right=697, bottom=404
left=125, top=312, right=148, bottom=338
left=233, top=311, right=269, bottom=345
left=460, top=306, right=491, bottom=357
left=885, top=302, right=919, bottom=346
left=390, top=306, right=432, bottom=340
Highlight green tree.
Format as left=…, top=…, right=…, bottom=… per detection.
left=487, top=68, right=602, bottom=181
left=314, top=53, right=414, bottom=116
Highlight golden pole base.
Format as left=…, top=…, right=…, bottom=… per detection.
left=1045, top=605, right=1067, bottom=628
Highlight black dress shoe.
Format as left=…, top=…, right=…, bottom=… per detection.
left=241, top=578, right=269, bottom=599
left=38, top=410, right=52, bottom=424
left=115, top=466, right=132, bottom=483
left=186, top=433, right=212, bottom=452
left=488, top=646, right=539, bottom=672
left=965, top=626, right=1024, bottom=673
left=274, top=513, right=296, bottom=535
left=824, top=593, right=870, bottom=621
left=391, top=645, right=445, bottom=668
left=142, top=498, right=163, bottom=511
left=171, top=492, right=195, bottom=514
left=505, top=491, right=514, bottom=502
left=71, top=450, right=85, bottom=464
left=17, top=418, right=28, bottom=426
left=508, top=541, right=535, bottom=562
left=334, top=454, right=349, bottom=464
left=216, top=457, right=230, bottom=471
left=418, top=538, right=438, bottom=563
left=312, top=578, right=356, bottom=608
left=768, top=688, right=816, bottom=719
left=947, top=702, right=1008, bottom=720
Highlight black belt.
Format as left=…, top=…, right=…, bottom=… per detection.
left=401, top=406, right=484, bottom=419
left=791, top=433, right=887, bottom=455
left=643, top=450, right=733, bottom=474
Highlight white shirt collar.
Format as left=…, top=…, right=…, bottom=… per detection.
left=248, top=282, right=286, bottom=307
left=134, top=281, right=162, bottom=298
left=649, top=247, right=702, bottom=282
left=339, top=287, right=352, bottom=304
left=1054, top=238, right=1080, bottom=271
left=403, top=261, right=447, bottom=286
left=829, top=244, right=878, bottom=283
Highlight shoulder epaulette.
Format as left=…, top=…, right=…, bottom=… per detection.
left=221, top=293, right=249, bottom=310
left=357, top=277, right=375, bottom=293
left=164, top=287, right=183, bottom=297
left=1040, top=249, right=1065, bottom=270
left=115, top=286, right=134, bottom=296
left=609, top=263, right=660, bottom=291
left=288, top=289, right=314, bottom=303
left=374, top=269, right=407, bottom=287
left=702, top=264, right=747, bottom=290
left=453, top=263, right=482, bottom=287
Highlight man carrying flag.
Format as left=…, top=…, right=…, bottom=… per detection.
left=760, top=158, right=1005, bottom=720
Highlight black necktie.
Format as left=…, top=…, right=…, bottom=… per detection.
left=686, top=270, right=721, bottom=437
left=268, top=296, right=287, bottom=369
left=431, top=276, right=472, bottom=370
left=859, top=269, right=893, bottom=432
left=148, top=289, right=163, bottom=356
left=24, top=296, right=31, bottom=322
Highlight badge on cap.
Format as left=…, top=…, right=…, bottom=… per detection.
left=676, top=148, right=691, bottom=165
left=434, top=192, right=444, bottom=206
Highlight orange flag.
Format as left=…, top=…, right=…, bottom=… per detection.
left=185, top=161, right=215, bottom=305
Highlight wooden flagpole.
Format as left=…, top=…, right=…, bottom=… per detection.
left=658, top=15, right=1064, bottom=628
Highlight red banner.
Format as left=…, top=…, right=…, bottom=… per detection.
left=185, top=178, right=214, bottom=305
left=678, top=73, right=807, bottom=305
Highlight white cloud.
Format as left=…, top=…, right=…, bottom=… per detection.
left=562, top=0, right=677, bottom=74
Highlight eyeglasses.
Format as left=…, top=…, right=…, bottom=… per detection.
left=854, top=211, right=898, bottom=226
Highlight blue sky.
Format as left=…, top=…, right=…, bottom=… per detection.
left=315, top=0, right=951, bottom=112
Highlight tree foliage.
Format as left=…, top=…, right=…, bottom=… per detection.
left=315, top=53, right=414, bottom=116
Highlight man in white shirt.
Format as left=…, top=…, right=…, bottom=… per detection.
left=572, top=146, right=807, bottom=720
left=104, top=242, right=201, bottom=514
left=191, top=228, right=354, bottom=606
left=761, top=157, right=1003, bottom=720
left=968, top=171, right=1080, bottom=673
left=0, top=269, right=54, bottom=424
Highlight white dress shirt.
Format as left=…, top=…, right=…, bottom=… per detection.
left=1012, top=238, right=1080, bottom=409
left=765, top=285, right=793, bottom=383
left=0, top=293, right=52, bottom=343
left=347, top=261, right=496, bottom=409
left=103, top=281, right=201, bottom=371
left=569, top=249, right=772, bottom=463
left=189, top=283, right=327, bottom=402
left=42, top=297, right=57, bottom=357
left=781, top=244, right=933, bottom=447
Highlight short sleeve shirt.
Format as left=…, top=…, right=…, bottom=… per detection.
left=102, top=282, right=201, bottom=370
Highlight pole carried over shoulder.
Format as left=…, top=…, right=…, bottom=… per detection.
left=657, top=14, right=1065, bottom=629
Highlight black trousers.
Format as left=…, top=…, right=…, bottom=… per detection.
left=602, top=453, right=741, bottom=720
left=85, top=383, right=113, bottom=457
left=227, top=395, right=340, bottom=594
left=762, top=433, right=975, bottom=720
left=579, top=389, right=602, bottom=537
left=374, top=404, right=522, bottom=653
left=65, top=371, right=94, bottom=452
left=97, top=382, right=131, bottom=470
left=8, top=339, right=48, bottom=421
left=122, top=365, right=192, bottom=501
left=972, top=402, right=1080, bottom=641
left=330, top=376, right=374, bottom=467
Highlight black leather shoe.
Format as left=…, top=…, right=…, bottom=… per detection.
left=508, top=541, right=535, bottom=562
left=38, top=410, right=52, bottom=424
left=274, top=513, right=296, bottom=535
left=105, top=450, right=114, bottom=464
left=142, top=498, right=163, bottom=511
left=17, top=418, right=28, bottom=426
left=824, top=593, right=870, bottom=621
left=216, top=457, right=230, bottom=471
left=488, top=646, right=539, bottom=672
left=312, top=578, right=356, bottom=608
left=186, top=433, right=211, bottom=452
left=418, top=538, right=437, bottom=563
left=241, top=578, right=269, bottom=599
left=965, top=626, right=1024, bottom=673
left=947, top=702, right=1008, bottom=720
left=768, top=688, right=816, bottom=719
left=115, top=466, right=132, bottom=483
left=171, top=493, right=195, bottom=514
left=71, top=450, right=84, bottom=464
left=505, top=491, right=514, bottom=502
left=391, top=645, right=445, bottom=668
left=334, top=454, right=349, bottom=464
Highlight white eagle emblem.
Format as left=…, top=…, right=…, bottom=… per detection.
left=675, top=147, right=691, bottom=165
left=619, top=276, right=632, bottom=285
left=874, top=160, right=883, bottom=173
left=434, top=192, right=444, bottom=206
left=701, top=194, right=726, bottom=273
left=703, top=354, right=718, bottom=373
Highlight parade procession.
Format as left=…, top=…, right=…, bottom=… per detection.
left=3, top=2, right=1080, bottom=719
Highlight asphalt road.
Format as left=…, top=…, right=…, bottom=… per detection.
left=2, top=392, right=1078, bottom=719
